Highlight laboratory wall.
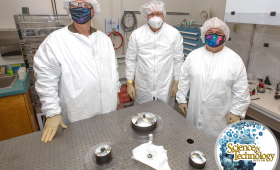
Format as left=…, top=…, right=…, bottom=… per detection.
left=226, top=23, right=280, bottom=82
left=0, top=0, right=227, bottom=56
left=225, top=23, right=255, bottom=69
left=188, top=0, right=226, bottom=22
left=0, top=0, right=54, bottom=29
left=248, top=25, right=280, bottom=83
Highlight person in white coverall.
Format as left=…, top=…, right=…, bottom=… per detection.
left=34, top=0, right=121, bottom=143
left=176, top=17, right=250, bottom=141
left=125, top=0, right=184, bottom=107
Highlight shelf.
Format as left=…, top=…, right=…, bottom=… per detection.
left=21, top=27, right=64, bottom=30
left=184, top=48, right=193, bottom=52
left=23, top=39, right=47, bottom=44
left=19, top=20, right=71, bottom=24
left=183, top=42, right=198, bottom=47
left=179, top=31, right=198, bottom=36
left=13, top=14, right=71, bottom=112
left=183, top=36, right=198, bottom=41
left=22, top=35, right=48, bottom=39
left=0, top=28, right=17, bottom=31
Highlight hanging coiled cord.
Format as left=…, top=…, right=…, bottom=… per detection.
left=121, top=12, right=138, bottom=54
left=121, top=12, right=138, bottom=32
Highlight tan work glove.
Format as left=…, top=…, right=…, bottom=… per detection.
left=227, top=113, right=240, bottom=123
left=41, top=114, right=67, bottom=143
left=171, top=80, right=179, bottom=97
left=127, top=80, right=135, bottom=99
left=179, top=103, right=188, bottom=115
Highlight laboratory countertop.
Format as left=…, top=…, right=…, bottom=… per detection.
left=0, top=100, right=218, bottom=170
left=0, top=70, right=31, bottom=98
left=248, top=79, right=280, bottom=122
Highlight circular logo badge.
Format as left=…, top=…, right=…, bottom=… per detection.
left=215, top=120, right=279, bottom=170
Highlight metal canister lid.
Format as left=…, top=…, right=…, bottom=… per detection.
left=131, top=112, right=157, bottom=128
left=95, top=145, right=111, bottom=157
left=189, top=150, right=207, bottom=168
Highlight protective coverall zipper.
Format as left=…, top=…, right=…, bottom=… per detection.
left=91, top=40, right=103, bottom=113
left=200, top=52, right=214, bottom=128
left=153, top=32, right=156, bottom=99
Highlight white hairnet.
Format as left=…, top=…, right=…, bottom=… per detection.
left=139, top=0, right=166, bottom=21
left=63, top=0, right=101, bottom=19
left=200, top=17, right=230, bottom=43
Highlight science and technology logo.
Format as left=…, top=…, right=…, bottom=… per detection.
left=215, top=120, right=279, bottom=170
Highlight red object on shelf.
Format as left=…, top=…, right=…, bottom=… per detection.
left=259, top=83, right=264, bottom=88
left=121, top=94, right=130, bottom=103
left=120, top=85, right=126, bottom=93
left=117, top=84, right=134, bottom=110
left=252, top=89, right=256, bottom=95
left=119, top=86, right=130, bottom=103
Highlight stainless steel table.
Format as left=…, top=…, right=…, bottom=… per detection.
left=0, top=100, right=218, bottom=170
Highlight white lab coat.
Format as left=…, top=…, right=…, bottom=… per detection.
left=126, top=23, right=184, bottom=107
left=176, top=46, right=250, bottom=141
left=34, top=26, right=121, bottom=123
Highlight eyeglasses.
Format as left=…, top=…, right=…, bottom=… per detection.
left=147, top=12, right=163, bottom=18
left=206, top=30, right=224, bottom=36
left=69, top=2, right=92, bottom=8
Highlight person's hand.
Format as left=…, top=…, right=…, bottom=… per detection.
left=179, top=103, right=188, bottom=115
left=227, top=113, right=240, bottom=123
left=127, top=82, right=135, bottom=99
left=171, top=80, right=179, bottom=97
left=41, top=114, right=67, bottom=143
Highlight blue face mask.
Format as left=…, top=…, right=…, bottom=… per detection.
left=205, top=33, right=225, bottom=48
left=70, top=7, right=93, bottom=24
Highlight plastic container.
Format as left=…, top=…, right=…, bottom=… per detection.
left=18, top=67, right=26, bottom=80
left=7, top=65, right=14, bottom=76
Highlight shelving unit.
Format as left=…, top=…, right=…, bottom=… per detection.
left=14, top=14, right=72, bottom=130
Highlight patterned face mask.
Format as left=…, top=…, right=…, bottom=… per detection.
left=70, top=7, right=93, bottom=24
left=205, top=33, right=225, bottom=48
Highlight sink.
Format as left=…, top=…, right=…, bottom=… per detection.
left=0, top=74, right=18, bottom=89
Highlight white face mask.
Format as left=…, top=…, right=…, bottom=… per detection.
left=148, top=16, right=163, bottom=29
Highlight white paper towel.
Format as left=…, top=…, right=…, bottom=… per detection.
left=132, top=141, right=171, bottom=170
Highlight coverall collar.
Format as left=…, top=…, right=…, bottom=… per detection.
left=204, top=45, right=225, bottom=55
left=68, top=23, right=97, bottom=35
